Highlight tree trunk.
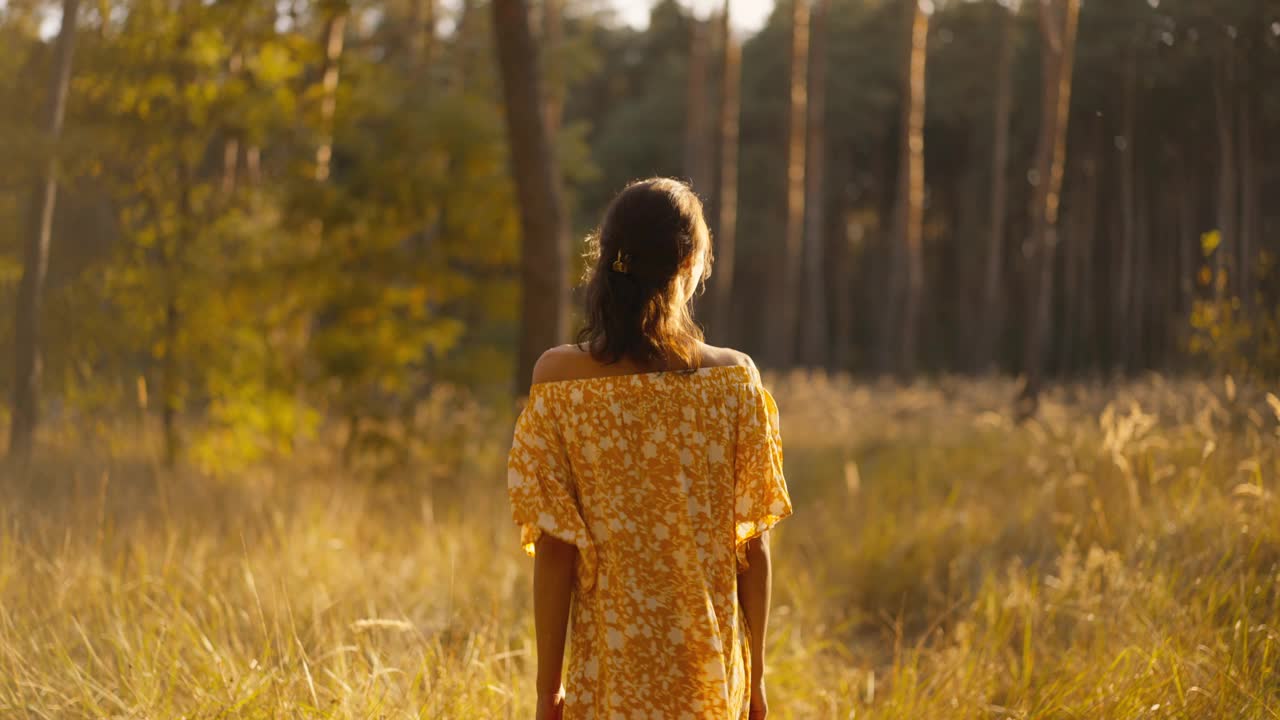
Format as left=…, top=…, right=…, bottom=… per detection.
left=540, top=0, right=572, bottom=330
left=221, top=49, right=243, bottom=196
left=956, top=138, right=982, bottom=370
left=493, top=0, right=568, bottom=395
left=684, top=17, right=711, bottom=194
left=765, top=0, right=809, bottom=368
left=979, top=0, right=1014, bottom=374
left=1211, top=49, right=1236, bottom=304
left=161, top=280, right=181, bottom=467
left=1115, top=47, right=1137, bottom=371
left=891, top=0, right=929, bottom=380
left=800, top=0, right=829, bottom=368
left=9, top=0, right=80, bottom=463
left=409, top=0, right=437, bottom=67
left=314, top=5, right=348, bottom=182
left=542, top=0, right=564, bottom=135
left=1237, top=66, right=1258, bottom=315
left=1072, top=115, right=1102, bottom=375
left=832, top=201, right=859, bottom=373
left=1175, top=154, right=1197, bottom=321
left=1132, top=160, right=1150, bottom=371
left=710, top=0, right=740, bottom=345
left=1019, top=0, right=1079, bottom=411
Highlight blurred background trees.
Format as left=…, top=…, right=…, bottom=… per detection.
left=2, top=0, right=1278, bottom=467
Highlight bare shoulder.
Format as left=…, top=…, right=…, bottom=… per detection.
left=698, top=343, right=756, bottom=372
left=531, top=345, right=595, bottom=385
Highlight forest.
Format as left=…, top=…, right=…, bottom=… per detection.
left=2, top=0, right=1279, bottom=718
left=3, top=0, right=1279, bottom=464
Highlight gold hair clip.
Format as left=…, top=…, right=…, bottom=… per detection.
left=611, top=250, right=630, bottom=274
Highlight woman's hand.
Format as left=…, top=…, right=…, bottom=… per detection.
left=536, top=687, right=565, bottom=720
left=749, top=681, right=768, bottom=719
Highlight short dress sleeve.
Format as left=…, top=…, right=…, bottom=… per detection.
left=734, top=379, right=793, bottom=570
left=507, top=388, right=597, bottom=592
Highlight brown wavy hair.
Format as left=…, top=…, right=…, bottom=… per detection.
left=576, top=178, right=713, bottom=370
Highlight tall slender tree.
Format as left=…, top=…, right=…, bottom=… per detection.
left=685, top=16, right=711, bottom=194
left=1114, top=44, right=1138, bottom=370
left=314, top=2, right=348, bottom=182
left=409, top=0, right=438, bottom=68
left=542, top=0, right=565, bottom=135
left=1237, top=36, right=1260, bottom=315
left=540, top=0, right=572, bottom=331
left=9, top=0, right=81, bottom=463
left=1020, top=0, right=1080, bottom=410
left=887, top=0, right=929, bottom=379
left=493, top=0, right=568, bottom=395
left=979, top=0, right=1016, bottom=373
left=1211, top=43, right=1236, bottom=304
left=800, top=0, right=829, bottom=367
left=710, top=0, right=741, bottom=345
left=766, top=0, right=809, bottom=368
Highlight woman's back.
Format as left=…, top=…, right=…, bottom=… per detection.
left=508, top=359, right=790, bottom=718
left=508, top=178, right=789, bottom=719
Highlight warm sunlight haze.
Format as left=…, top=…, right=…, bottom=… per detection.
left=2, top=0, right=1278, bottom=717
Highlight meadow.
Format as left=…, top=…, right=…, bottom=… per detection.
left=2, top=374, right=1278, bottom=719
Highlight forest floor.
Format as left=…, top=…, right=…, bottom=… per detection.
left=2, top=375, right=1279, bottom=719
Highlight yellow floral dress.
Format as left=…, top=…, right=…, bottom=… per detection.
left=507, top=364, right=792, bottom=719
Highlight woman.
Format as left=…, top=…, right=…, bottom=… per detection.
left=507, top=178, right=792, bottom=720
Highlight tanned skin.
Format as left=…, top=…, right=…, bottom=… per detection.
left=738, top=533, right=772, bottom=719
left=533, top=535, right=575, bottom=720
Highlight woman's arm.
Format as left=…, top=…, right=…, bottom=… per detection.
left=533, top=534, right=577, bottom=715
left=738, top=532, right=773, bottom=718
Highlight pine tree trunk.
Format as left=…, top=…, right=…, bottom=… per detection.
left=892, top=0, right=929, bottom=380
left=315, top=5, right=348, bottom=182
left=1020, top=0, right=1079, bottom=410
left=1211, top=50, right=1236, bottom=304
left=1237, top=69, right=1258, bottom=315
left=409, top=0, right=437, bottom=67
left=1132, top=161, right=1150, bottom=371
left=1074, top=115, right=1103, bottom=374
left=980, top=0, right=1014, bottom=374
left=800, top=0, right=829, bottom=368
left=1175, top=154, right=1198, bottom=322
left=161, top=281, right=181, bottom=467
left=221, top=49, right=243, bottom=196
left=766, top=0, right=809, bottom=368
left=542, top=0, right=564, bottom=135
left=540, top=0, right=571, bottom=330
left=956, top=136, right=982, bottom=370
left=684, top=17, right=711, bottom=194
left=1115, top=47, right=1137, bottom=372
left=9, top=0, right=80, bottom=463
left=832, top=202, right=857, bottom=372
left=710, top=0, right=740, bottom=345
left=493, top=0, right=568, bottom=395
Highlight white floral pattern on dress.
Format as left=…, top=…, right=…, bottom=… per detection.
left=508, top=365, right=792, bottom=719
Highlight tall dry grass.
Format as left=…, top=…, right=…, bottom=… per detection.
left=1, top=375, right=1278, bottom=718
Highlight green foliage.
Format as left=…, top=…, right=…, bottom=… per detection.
left=0, top=0, right=598, bottom=467
left=1189, top=245, right=1280, bottom=381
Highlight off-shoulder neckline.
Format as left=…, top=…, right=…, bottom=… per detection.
left=530, top=363, right=754, bottom=389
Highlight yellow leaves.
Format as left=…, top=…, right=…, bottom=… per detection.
left=250, top=41, right=304, bottom=86
left=1201, top=229, right=1221, bottom=256
left=0, top=256, right=21, bottom=288
left=188, top=28, right=227, bottom=69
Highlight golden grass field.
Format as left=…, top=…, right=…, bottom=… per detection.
left=2, top=375, right=1279, bottom=719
